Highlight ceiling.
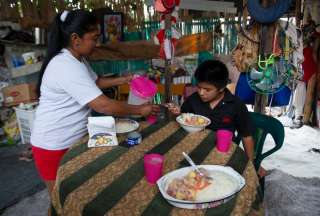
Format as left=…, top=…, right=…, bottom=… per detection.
left=146, top=0, right=297, bottom=15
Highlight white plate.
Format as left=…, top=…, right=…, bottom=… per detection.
left=115, top=119, right=139, bottom=134
left=157, top=165, right=245, bottom=209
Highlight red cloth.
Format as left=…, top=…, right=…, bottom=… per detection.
left=32, top=146, right=68, bottom=181
left=302, top=46, right=318, bottom=82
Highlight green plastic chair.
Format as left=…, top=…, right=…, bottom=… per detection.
left=234, top=112, right=285, bottom=170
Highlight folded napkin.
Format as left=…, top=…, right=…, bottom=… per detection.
left=87, top=116, right=118, bottom=148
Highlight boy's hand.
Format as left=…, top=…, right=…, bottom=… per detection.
left=165, top=103, right=181, bottom=115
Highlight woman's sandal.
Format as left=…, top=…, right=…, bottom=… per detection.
left=19, top=147, right=33, bottom=162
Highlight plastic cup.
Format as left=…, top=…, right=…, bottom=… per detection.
left=216, top=129, right=233, bottom=153
left=147, top=115, right=157, bottom=124
left=144, top=153, right=164, bottom=184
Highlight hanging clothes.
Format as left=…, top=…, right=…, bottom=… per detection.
left=302, top=46, right=317, bottom=82
left=293, top=80, right=307, bottom=119
left=279, top=20, right=304, bottom=68
left=303, top=0, right=320, bottom=32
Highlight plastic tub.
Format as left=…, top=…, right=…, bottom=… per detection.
left=14, top=107, right=36, bottom=144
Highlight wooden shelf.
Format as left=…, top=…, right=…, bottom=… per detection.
left=117, top=83, right=186, bottom=100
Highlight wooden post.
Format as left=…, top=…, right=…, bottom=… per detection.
left=164, top=13, right=173, bottom=119
left=254, top=0, right=276, bottom=114
left=295, top=0, right=302, bottom=27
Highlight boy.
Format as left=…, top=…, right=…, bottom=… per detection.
left=167, top=60, right=255, bottom=164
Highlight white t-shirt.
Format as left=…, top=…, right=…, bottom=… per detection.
left=31, top=49, right=102, bottom=150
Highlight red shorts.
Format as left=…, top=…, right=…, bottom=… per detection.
left=32, top=145, right=68, bottom=181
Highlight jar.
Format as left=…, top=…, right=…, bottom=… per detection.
left=127, top=131, right=142, bottom=147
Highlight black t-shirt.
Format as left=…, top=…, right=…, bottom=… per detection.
left=181, top=89, right=253, bottom=137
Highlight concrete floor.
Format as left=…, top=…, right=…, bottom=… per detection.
left=2, top=189, right=49, bottom=216
left=0, top=144, right=45, bottom=213
left=3, top=171, right=320, bottom=216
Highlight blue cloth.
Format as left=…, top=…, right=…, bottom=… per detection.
left=235, top=73, right=255, bottom=105
left=247, top=0, right=293, bottom=23
left=235, top=73, right=291, bottom=106
left=270, top=86, right=291, bottom=107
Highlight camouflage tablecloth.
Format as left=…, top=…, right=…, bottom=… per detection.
left=51, top=121, right=264, bottom=216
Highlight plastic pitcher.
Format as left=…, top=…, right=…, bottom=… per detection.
left=128, top=76, right=157, bottom=105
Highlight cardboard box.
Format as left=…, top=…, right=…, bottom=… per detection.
left=2, top=83, right=38, bottom=106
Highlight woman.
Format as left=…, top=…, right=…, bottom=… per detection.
left=31, top=10, right=159, bottom=196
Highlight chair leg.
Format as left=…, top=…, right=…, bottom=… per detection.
left=259, top=176, right=265, bottom=200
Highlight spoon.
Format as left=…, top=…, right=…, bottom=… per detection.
left=182, top=152, right=212, bottom=180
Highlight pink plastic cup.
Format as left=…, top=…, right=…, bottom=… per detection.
left=216, top=129, right=233, bottom=153
left=147, top=115, right=157, bottom=124
left=144, top=153, right=164, bottom=184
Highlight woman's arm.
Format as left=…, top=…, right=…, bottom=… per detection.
left=96, top=74, right=132, bottom=89
left=88, top=94, right=159, bottom=117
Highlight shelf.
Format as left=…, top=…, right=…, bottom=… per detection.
left=10, top=62, right=42, bottom=78
left=117, top=83, right=186, bottom=100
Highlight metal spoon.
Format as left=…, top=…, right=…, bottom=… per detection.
left=182, top=152, right=212, bottom=180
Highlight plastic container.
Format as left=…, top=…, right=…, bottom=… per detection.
left=128, top=76, right=157, bottom=105
left=22, top=52, right=37, bottom=64
left=14, top=107, right=36, bottom=144
left=144, top=153, right=164, bottom=184
left=127, top=131, right=142, bottom=147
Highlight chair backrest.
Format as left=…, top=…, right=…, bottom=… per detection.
left=234, top=112, right=285, bottom=170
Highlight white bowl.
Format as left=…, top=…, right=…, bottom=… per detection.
left=115, top=118, right=139, bottom=134
left=176, top=114, right=211, bottom=133
left=157, top=165, right=246, bottom=209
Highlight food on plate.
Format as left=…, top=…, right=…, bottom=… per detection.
left=95, top=135, right=112, bottom=146
left=90, top=133, right=113, bottom=146
left=166, top=169, right=239, bottom=202
left=115, top=119, right=138, bottom=133
left=166, top=168, right=212, bottom=201
left=180, top=113, right=209, bottom=126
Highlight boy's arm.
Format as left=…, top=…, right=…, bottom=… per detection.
left=235, top=102, right=255, bottom=161
left=181, top=98, right=193, bottom=113
left=242, top=136, right=255, bottom=161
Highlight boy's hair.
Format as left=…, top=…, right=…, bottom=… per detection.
left=194, top=60, right=229, bottom=90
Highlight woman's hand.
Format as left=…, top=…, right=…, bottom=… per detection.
left=165, top=103, right=181, bottom=115
left=139, top=104, right=160, bottom=116
left=121, top=74, right=133, bottom=84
